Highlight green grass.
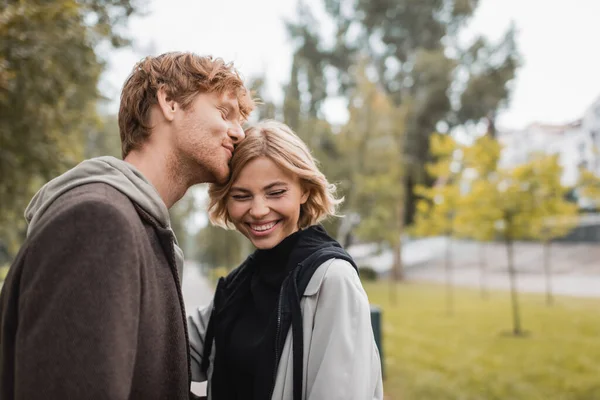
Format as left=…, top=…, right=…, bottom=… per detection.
left=364, top=281, right=600, bottom=400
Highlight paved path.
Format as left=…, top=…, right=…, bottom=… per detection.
left=182, top=261, right=214, bottom=314
left=181, top=262, right=214, bottom=397
left=407, top=264, right=600, bottom=298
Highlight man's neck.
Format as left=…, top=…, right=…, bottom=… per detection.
left=124, top=149, right=188, bottom=209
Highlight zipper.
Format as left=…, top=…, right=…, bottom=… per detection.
left=269, top=280, right=286, bottom=399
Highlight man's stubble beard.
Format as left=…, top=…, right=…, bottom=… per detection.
left=171, top=144, right=230, bottom=186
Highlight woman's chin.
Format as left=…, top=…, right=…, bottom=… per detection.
left=251, top=237, right=280, bottom=250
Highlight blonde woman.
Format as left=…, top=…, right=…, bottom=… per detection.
left=188, top=120, right=383, bottom=400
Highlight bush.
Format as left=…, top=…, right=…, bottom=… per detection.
left=359, top=266, right=378, bottom=281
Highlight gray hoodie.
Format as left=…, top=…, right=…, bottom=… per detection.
left=24, top=156, right=185, bottom=279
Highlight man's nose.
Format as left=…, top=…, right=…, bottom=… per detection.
left=229, top=122, right=245, bottom=144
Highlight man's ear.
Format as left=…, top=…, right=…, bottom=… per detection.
left=157, top=86, right=179, bottom=122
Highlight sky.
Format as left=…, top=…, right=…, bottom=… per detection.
left=102, top=0, right=600, bottom=130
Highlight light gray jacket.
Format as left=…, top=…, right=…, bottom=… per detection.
left=188, top=258, right=384, bottom=400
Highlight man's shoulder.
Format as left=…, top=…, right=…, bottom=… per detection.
left=55, top=183, right=136, bottom=215
left=60, top=182, right=133, bottom=205
left=34, top=183, right=140, bottom=235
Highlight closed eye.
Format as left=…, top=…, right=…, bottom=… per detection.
left=231, top=194, right=250, bottom=201
left=268, top=190, right=287, bottom=197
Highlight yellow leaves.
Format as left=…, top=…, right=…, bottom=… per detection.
left=462, top=134, right=502, bottom=175
left=414, top=135, right=578, bottom=243
left=429, top=133, right=457, bottom=159
left=578, top=168, right=600, bottom=201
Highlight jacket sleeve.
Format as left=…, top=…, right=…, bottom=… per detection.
left=305, top=259, right=384, bottom=400
left=188, top=301, right=214, bottom=382
left=14, top=199, right=141, bottom=400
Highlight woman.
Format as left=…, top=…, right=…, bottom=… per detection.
left=188, top=120, right=383, bottom=400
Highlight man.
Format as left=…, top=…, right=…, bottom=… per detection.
left=0, top=52, right=255, bottom=399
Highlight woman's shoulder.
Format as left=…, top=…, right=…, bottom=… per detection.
left=304, top=257, right=362, bottom=296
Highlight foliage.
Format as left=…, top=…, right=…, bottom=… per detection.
left=285, top=0, right=520, bottom=224
left=358, top=266, right=378, bottom=282
left=326, top=61, right=407, bottom=283
left=526, top=154, right=579, bottom=242
left=412, top=133, right=461, bottom=238
left=577, top=167, right=600, bottom=208
left=0, top=264, right=9, bottom=282
left=526, top=154, right=578, bottom=306
left=365, top=281, right=600, bottom=400
left=247, top=76, right=278, bottom=122
left=340, top=61, right=405, bottom=246
left=454, top=134, right=502, bottom=241
left=0, top=0, right=142, bottom=257
left=84, top=114, right=122, bottom=159
left=193, top=223, right=250, bottom=271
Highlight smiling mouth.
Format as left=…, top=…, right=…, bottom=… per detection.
left=247, top=220, right=280, bottom=235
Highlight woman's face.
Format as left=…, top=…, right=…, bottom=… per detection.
left=227, top=156, right=309, bottom=249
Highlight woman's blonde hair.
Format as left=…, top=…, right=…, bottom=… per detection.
left=208, top=120, right=343, bottom=229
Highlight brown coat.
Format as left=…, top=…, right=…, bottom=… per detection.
left=0, top=183, right=191, bottom=399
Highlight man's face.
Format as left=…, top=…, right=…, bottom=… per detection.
left=172, top=91, right=245, bottom=184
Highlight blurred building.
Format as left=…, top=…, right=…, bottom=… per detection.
left=498, top=95, right=600, bottom=189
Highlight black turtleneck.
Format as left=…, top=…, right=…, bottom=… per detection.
left=221, top=229, right=303, bottom=399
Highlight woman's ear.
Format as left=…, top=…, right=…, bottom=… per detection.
left=300, top=188, right=309, bottom=205
left=156, top=86, right=179, bottom=122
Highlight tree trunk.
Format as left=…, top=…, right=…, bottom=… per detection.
left=543, top=240, right=554, bottom=306
left=487, top=110, right=497, bottom=139
left=389, top=240, right=400, bottom=305
left=479, top=242, right=488, bottom=299
left=395, top=199, right=405, bottom=281
left=505, top=239, right=523, bottom=335
left=389, top=200, right=405, bottom=305
left=445, top=236, right=453, bottom=316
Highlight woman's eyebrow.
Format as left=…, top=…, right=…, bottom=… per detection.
left=263, top=182, right=288, bottom=190
left=230, top=186, right=251, bottom=193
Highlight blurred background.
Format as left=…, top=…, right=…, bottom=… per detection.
left=2, top=0, right=600, bottom=398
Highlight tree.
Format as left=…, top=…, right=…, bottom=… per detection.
left=412, top=133, right=460, bottom=315
left=527, top=154, right=578, bottom=306
left=458, top=134, right=538, bottom=335
left=454, top=134, right=502, bottom=298
left=334, top=62, right=406, bottom=300
left=193, top=223, right=250, bottom=271
left=454, top=24, right=520, bottom=137
left=285, top=0, right=520, bottom=225
left=0, top=0, right=142, bottom=257
left=248, top=76, right=278, bottom=122
left=473, top=164, right=535, bottom=336
left=85, top=114, right=122, bottom=158
left=578, top=167, right=600, bottom=208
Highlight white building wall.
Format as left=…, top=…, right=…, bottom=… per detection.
left=498, top=96, right=600, bottom=188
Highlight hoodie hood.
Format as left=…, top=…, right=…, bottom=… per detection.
left=24, top=156, right=185, bottom=279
